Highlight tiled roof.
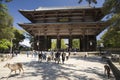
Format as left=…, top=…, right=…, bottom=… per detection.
left=19, top=6, right=100, bottom=11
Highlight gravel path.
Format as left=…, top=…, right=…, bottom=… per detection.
left=0, top=54, right=115, bottom=80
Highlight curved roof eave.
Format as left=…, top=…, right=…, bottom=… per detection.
left=19, top=6, right=102, bottom=12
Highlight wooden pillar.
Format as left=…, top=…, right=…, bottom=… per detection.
left=44, top=26, right=47, bottom=50
left=86, top=35, right=89, bottom=51
left=37, top=35, right=40, bottom=51
left=57, top=36, right=61, bottom=50
left=81, top=35, right=88, bottom=51
left=68, top=27, right=73, bottom=51
left=79, top=37, right=81, bottom=51
left=81, top=35, right=85, bottom=51
left=33, top=35, right=38, bottom=51
left=81, top=28, right=85, bottom=51
left=88, top=35, right=97, bottom=51
left=56, top=28, right=60, bottom=50
left=32, top=36, right=35, bottom=50
left=44, top=35, right=47, bottom=50
left=47, top=37, right=51, bottom=50
left=38, top=36, right=45, bottom=51
left=92, top=36, right=97, bottom=51
left=69, top=35, right=72, bottom=50
left=85, top=29, right=89, bottom=51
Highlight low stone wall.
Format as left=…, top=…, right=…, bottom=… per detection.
left=87, top=51, right=100, bottom=56
left=107, top=59, right=120, bottom=80
left=0, top=54, right=13, bottom=62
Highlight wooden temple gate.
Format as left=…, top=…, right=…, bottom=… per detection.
left=18, top=6, right=107, bottom=51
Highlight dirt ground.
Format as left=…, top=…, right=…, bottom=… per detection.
left=0, top=54, right=115, bottom=80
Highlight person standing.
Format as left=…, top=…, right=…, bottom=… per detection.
left=62, top=51, right=66, bottom=64
left=66, top=52, right=69, bottom=60
left=26, top=51, right=29, bottom=57
left=55, top=51, right=61, bottom=64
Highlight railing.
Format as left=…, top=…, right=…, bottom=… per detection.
left=107, top=59, right=120, bottom=80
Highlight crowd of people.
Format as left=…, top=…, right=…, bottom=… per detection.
left=26, top=50, right=71, bottom=64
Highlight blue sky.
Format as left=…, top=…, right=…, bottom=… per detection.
left=6, top=0, right=105, bottom=46
left=7, top=0, right=105, bottom=29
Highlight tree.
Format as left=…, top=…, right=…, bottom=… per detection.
left=0, top=0, right=12, bottom=3
left=0, top=0, right=25, bottom=51
left=72, top=39, right=80, bottom=49
left=0, top=27, right=25, bottom=51
left=101, top=26, right=120, bottom=48
left=0, top=39, right=11, bottom=50
left=102, top=0, right=120, bottom=65
left=0, top=1, right=14, bottom=50
left=103, top=0, right=120, bottom=27
left=0, top=27, right=14, bottom=40
left=78, top=0, right=97, bottom=7
left=12, top=29, right=25, bottom=50
left=100, top=0, right=120, bottom=48
left=0, top=1, right=14, bottom=40
left=61, top=39, right=67, bottom=49
left=51, top=39, right=57, bottom=50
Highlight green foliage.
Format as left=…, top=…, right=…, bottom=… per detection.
left=0, top=0, right=12, bottom=3
left=72, top=39, right=80, bottom=49
left=97, top=40, right=103, bottom=47
left=101, top=26, right=120, bottom=48
left=0, top=39, right=11, bottom=49
left=103, top=0, right=120, bottom=27
left=0, top=27, right=25, bottom=50
left=107, top=13, right=120, bottom=28
left=0, top=27, right=14, bottom=39
left=0, top=2, right=14, bottom=40
left=51, top=39, right=80, bottom=49
left=0, top=0, right=25, bottom=50
left=12, top=29, right=25, bottom=49
left=0, top=4, right=13, bottom=28
left=78, top=0, right=97, bottom=6
left=5, top=0, right=12, bottom=2
left=51, top=39, right=57, bottom=50
left=61, top=39, right=67, bottom=49
left=103, top=0, right=120, bottom=14
left=101, top=0, right=120, bottom=48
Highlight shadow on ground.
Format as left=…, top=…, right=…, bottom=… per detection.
left=72, top=55, right=106, bottom=63
left=1, top=56, right=114, bottom=80
left=13, top=58, right=107, bottom=80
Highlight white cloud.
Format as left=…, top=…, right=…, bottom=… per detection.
left=19, top=39, right=31, bottom=47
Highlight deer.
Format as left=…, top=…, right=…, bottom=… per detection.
left=4, top=63, right=24, bottom=79
left=104, top=64, right=111, bottom=79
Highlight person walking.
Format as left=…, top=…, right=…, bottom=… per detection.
left=62, top=51, right=66, bottom=64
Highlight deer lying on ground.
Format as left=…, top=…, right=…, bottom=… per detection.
left=4, top=63, right=24, bottom=79
left=104, top=64, right=111, bottom=79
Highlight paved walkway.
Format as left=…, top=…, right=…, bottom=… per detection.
left=0, top=54, right=115, bottom=80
